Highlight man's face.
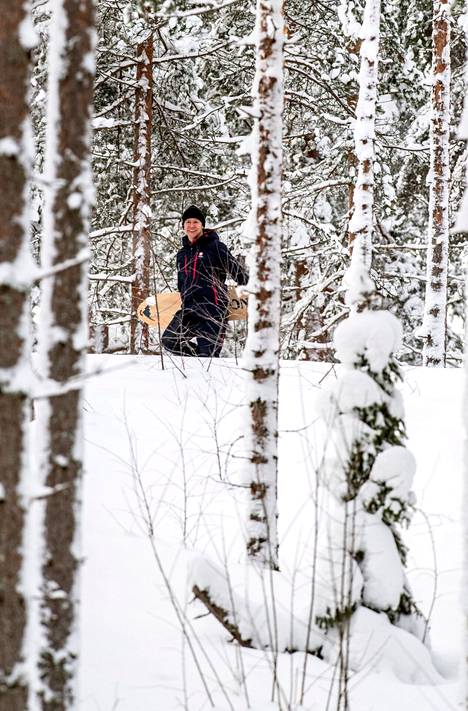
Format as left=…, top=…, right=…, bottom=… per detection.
left=184, top=218, right=203, bottom=243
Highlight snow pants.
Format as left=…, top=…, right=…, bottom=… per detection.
left=161, top=307, right=227, bottom=358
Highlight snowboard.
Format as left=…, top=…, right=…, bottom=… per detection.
left=137, top=288, right=248, bottom=330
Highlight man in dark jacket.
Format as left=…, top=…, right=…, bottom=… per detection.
left=161, top=205, right=249, bottom=358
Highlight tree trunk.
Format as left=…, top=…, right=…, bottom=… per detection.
left=454, top=10, right=468, bottom=702
left=465, top=263, right=468, bottom=710
left=130, top=35, right=153, bottom=354
left=345, top=37, right=360, bottom=255
left=242, top=0, right=284, bottom=571
left=422, top=0, right=450, bottom=367
left=37, top=0, right=95, bottom=707
left=293, top=259, right=329, bottom=361
left=346, top=0, right=381, bottom=309
left=294, top=257, right=311, bottom=361
left=0, top=3, right=34, bottom=708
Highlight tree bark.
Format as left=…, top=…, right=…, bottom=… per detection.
left=464, top=263, right=468, bottom=709
left=37, top=0, right=95, bottom=707
left=192, top=586, right=253, bottom=647
left=346, top=37, right=360, bottom=255
left=346, top=0, right=381, bottom=309
left=130, top=35, right=153, bottom=354
left=0, top=2, right=34, bottom=708
left=454, top=12, right=468, bottom=702
left=422, top=0, right=450, bottom=367
left=242, top=0, right=284, bottom=571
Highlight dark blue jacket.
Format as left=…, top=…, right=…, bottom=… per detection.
left=177, top=230, right=248, bottom=314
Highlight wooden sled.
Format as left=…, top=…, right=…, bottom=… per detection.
left=137, top=288, right=248, bottom=331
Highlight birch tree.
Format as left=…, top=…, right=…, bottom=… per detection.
left=421, top=0, right=451, bottom=367
left=0, top=3, right=35, bottom=708
left=242, top=0, right=284, bottom=570
left=130, top=33, right=153, bottom=354
left=37, top=0, right=95, bottom=706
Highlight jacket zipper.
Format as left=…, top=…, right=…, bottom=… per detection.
left=192, top=252, right=199, bottom=280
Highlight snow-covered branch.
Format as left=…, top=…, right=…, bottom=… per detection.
left=155, top=0, right=244, bottom=19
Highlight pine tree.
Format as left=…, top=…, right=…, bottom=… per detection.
left=242, top=0, right=284, bottom=571
left=453, top=4, right=468, bottom=705
left=130, top=31, right=153, bottom=354
left=36, top=0, right=95, bottom=706
left=0, top=3, right=35, bottom=707
left=347, top=0, right=380, bottom=275
left=421, top=0, right=451, bottom=366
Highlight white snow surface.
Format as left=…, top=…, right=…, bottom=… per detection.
left=78, top=356, right=463, bottom=710
left=328, top=606, right=443, bottom=684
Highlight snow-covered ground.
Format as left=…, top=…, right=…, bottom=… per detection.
left=80, top=356, right=463, bottom=711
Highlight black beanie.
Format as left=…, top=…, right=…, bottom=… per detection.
left=182, top=205, right=206, bottom=227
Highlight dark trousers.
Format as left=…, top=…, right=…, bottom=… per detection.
left=161, top=308, right=227, bottom=358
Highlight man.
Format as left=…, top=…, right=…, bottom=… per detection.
left=161, top=205, right=249, bottom=358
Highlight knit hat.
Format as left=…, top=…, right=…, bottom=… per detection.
left=182, top=205, right=206, bottom=227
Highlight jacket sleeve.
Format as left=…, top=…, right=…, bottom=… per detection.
left=219, top=242, right=249, bottom=286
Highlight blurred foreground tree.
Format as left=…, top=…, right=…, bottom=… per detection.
left=0, top=1, right=35, bottom=708
left=37, top=0, right=96, bottom=706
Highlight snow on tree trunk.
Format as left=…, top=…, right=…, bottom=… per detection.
left=421, top=0, right=451, bottom=367
left=454, top=7, right=468, bottom=702
left=0, top=3, right=35, bottom=708
left=242, top=0, right=284, bottom=570
left=130, top=35, right=153, bottom=354
left=339, top=2, right=361, bottom=254
left=37, top=0, right=95, bottom=706
left=347, top=0, right=380, bottom=281
left=464, top=260, right=468, bottom=710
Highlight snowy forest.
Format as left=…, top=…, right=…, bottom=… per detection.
left=1, top=0, right=468, bottom=710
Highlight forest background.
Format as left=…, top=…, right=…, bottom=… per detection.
left=29, top=0, right=468, bottom=361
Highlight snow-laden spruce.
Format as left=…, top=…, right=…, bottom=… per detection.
left=316, top=309, right=426, bottom=643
